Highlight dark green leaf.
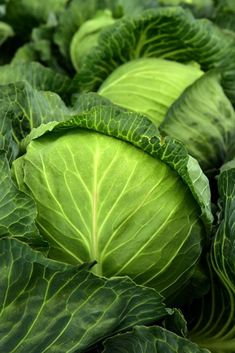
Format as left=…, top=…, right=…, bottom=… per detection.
left=5, top=0, right=67, bottom=38
left=54, top=0, right=158, bottom=62
left=0, top=152, right=42, bottom=245
left=0, top=81, right=72, bottom=158
left=0, top=237, right=168, bottom=352
left=213, top=0, right=235, bottom=33
left=189, top=160, right=235, bottom=352
left=163, top=308, right=188, bottom=337
left=103, top=326, right=210, bottom=353
left=160, top=71, right=235, bottom=174
left=0, top=61, right=73, bottom=100
left=158, top=0, right=214, bottom=18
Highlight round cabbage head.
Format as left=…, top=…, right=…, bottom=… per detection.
left=13, top=106, right=212, bottom=302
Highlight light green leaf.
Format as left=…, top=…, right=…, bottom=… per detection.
left=0, top=237, right=168, bottom=352
left=98, top=58, right=203, bottom=126
left=70, top=10, right=116, bottom=72
left=102, top=326, right=210, bottom=353
left=11, top=43, right=39, bottom=63
left=0, top=21, right=13, bottom=46
left=54, top=0, right=117, bottom=61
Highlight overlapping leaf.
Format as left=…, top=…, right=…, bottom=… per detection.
left=4, top=0, right=67, bottom=38
left=54, top=0, right=158, bottom=62
left=0, top=81, right=73, bottom=161
left=0, top=237, right=169, bottom=352
left=0, top=81, right=74, bottom=246
left=12, top=19, right=62, bottom=72
left=160, top=71, right=235, bottom=174
left=189, top=160, right=235, bottom=353
left=158, top=0, right=214, bottom=18
left=103, top=326, right=210, bottom=353
left=213, top=160, right=235, bottom=289
left=0, top=152, right=42, bottom=245
left=0, top=61, right=73, bottom=100
left=213, top=0, right=235, bottom=33
left=0, top=21, right=13, bottom=45
left=189, top=259, right=235, bottom=353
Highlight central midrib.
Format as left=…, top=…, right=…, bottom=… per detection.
left=91, top=148, right=102, bottom=276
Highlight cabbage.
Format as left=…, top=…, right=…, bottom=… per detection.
left=1, top=2, right=235, bottom=352
left=13, top=106, right=212, bottom=301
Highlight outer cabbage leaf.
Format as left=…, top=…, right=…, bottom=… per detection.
left=213, top=0, right=235, bottom=33
left=54, top=0, right=158, bottom=61
left=0, top=151, right=42, bottom=245
left=0, top=81, right=73, bottom=161
left=11, top=18, right=63, bottom=72
left=0, top=82, right=73, bottom=247
left=72, top=92, right=113, bottom=113
left=189, top=160, right=235, bottom=352
left=13, top=103, right=212, bottom=302
left=0, top=81, right=74, bottom=246
left=157, top=0, right=214, bottom=18
left=157, top=307, right=191, bottom=345
left=160, top=71, right=235, bottom=174
left=213, top=159, right=235, bottom=286
left=102, top=326, right=210, bottom=353
left=0, top=61, right=73, bottom=100
left=0, top=21, right=13, bottom=46
left=189, top=259, right=235, bottom=353
left=5, top=0, right=67, bottom=38
left=163, top=308, right=188, bottom=337
left=0, top=83, right=19, bottom=161
left=0, top=237, right=169, bottom=352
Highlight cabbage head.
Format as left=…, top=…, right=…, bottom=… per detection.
left=74, top=7, right=235, bottom=174
left=98, top=58, right=203, bottom=126
left=13, top=105, right=212, bottom=302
